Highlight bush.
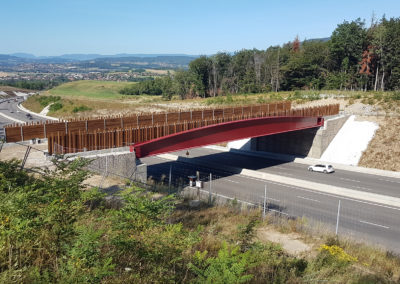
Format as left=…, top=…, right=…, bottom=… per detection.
left=49, top=102, right=63, bottom=111
left=36, top=95, right=61, bottom=107
left=72, top=105, right=92, bottom=113
left=391, top=91, right=400, bottom=101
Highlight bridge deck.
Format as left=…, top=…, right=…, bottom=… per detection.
left=133, top=116, right=323, bottom=158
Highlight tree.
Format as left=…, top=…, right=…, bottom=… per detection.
left=189, top=56, right=212, bottom=98
left=329, top=19, right=367, bottom=89
left=381, top=17, right=400, bottom=90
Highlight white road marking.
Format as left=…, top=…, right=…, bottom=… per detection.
left=274, top=166, right=287, bottom=170
left=352, top=185, right=373, bottom=191
left=297, top=195, right=320, bottom=203
left=224, top=179, right=239, bottom=184
left=275, top=171, right=293, bottom=176
left=378, top=178, right=400, bottom=184
left=359, top=220, right=390, bottom=229
left=267, top=197, right=280, bottom=202
left=340, top=177, right=360, bottom=183
left=268, top=209, right=289, bottom=216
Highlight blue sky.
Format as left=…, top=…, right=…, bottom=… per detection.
left=1, top=0, right=399, bottom=56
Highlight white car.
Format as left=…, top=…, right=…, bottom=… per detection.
left=308, top=164, right=335, bottom=174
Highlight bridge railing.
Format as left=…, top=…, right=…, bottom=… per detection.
left=47, top=104, right=339, bottom=155
left=4, top=101, right=292, bottom=143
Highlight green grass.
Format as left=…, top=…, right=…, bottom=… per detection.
left=48, top=80, right=133, bottom=99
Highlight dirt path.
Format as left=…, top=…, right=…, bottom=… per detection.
left=257, top=227, right=312, bottom=256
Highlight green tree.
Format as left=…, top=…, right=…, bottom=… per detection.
left=329, top=18, right=367, bottom=89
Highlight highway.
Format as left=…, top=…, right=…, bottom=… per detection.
left=0, top=97, right=47, bottom=129
left=141, top=147, right=400, bottom=254
left=172, top=147, right=400, bottom=199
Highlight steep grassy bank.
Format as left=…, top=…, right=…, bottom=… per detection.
left=0, top=159, right=399, bottom=283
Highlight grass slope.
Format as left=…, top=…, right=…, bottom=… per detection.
left=47, top=80, right=132, bottom=99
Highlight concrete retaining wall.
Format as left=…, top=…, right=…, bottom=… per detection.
left=252, top=115, right=349, bottom=158
left=68, top=149, right=147, bottom=183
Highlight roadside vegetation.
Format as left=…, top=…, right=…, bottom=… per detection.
left=0, top=159, right=399, bottom=283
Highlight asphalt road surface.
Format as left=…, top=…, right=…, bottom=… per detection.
left=142, top=148, right=400, bottom=254
left=0, top=98, right=47, bottom=129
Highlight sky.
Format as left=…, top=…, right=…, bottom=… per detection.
left=1, top=0, right=399, bottom=56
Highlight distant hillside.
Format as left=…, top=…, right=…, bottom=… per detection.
left=8, top=53, right=198, bottom=61
left=0, top=54, right=197, bottom=72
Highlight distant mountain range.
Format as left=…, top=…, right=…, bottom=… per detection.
left=1, top=37, right=330, bottom=71
left=7, top=53, right=199, bottom=61
left=0, top=53, right=198, bottom=72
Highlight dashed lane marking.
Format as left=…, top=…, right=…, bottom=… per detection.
left=340, top=177, right=361, bottom=183
left=359, top=220, right=390, bottom=229
left=297, top=195, right=320, bottom=203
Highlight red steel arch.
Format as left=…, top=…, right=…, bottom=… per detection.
left=133, top=116, right=324, bottom=158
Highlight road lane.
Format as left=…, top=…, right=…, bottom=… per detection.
left=173, top=147, right=400, bottom=198
left=142, top=154, right=400, bottom=253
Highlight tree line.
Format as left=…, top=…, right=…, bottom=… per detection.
left=120, top=16, right=400, bottom=99
left=0, top=78, right=68, bottom=91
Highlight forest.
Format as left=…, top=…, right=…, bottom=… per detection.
left=120, top=16, right=400, bottom=99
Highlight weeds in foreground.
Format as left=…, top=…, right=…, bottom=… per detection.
left=0, top=159, right=399, bottom=283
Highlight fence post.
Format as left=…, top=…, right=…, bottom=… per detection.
left=20, top=126, right=24, bottom=141
left=209, top=173, right=212, bottom=204
left=263, top=184, right=267, bottom=219
left=335, top=200, right=341, bottom=235
left=168, top=164, right=172, bottom=193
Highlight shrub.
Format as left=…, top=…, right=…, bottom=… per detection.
left=188, top=242, right=255, bottom=284
left=36, top=95, right=61, bottom=107
left=72, top=105, right=92, bottom=113
left=49, top=102, right=63, bottom=111
left=391, top=91, right=400, bottom=101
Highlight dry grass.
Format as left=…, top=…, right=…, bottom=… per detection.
left=359, top=117, right=400, bottom=171
left=172, top=203, right=400, bottom=281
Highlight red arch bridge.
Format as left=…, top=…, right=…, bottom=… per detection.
left=132, top=116, right=324, bottom=158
